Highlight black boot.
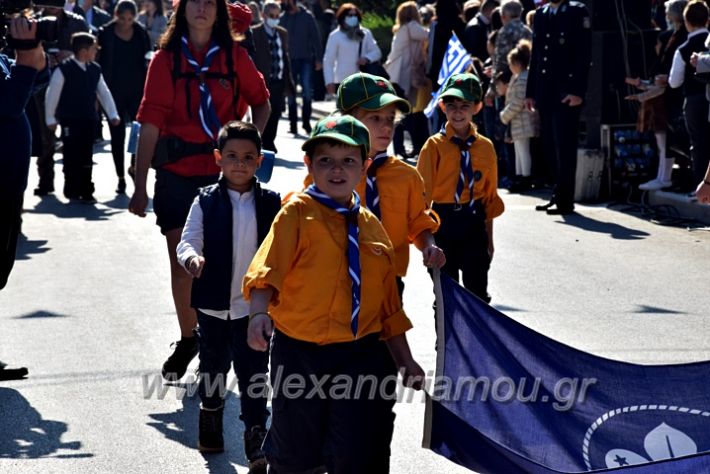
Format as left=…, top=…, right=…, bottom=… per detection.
left=244, top=425, right=267, bottom=473
left=161, top=336, right=198, bottom=381
left=198, top=405, right=224, bottom=453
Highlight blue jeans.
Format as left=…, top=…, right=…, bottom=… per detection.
left=288, top=58, right=314, bottom=130
left=195, top=311, right=270, bottom=429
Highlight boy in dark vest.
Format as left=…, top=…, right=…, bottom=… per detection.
left=45, top=32, right=120, bottom=202
left=176, top=121, right=281, bottom=472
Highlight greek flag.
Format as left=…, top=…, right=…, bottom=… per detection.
left=423, top=272, right=710, bottom=473
left=425, top=33, right=472, bottom=118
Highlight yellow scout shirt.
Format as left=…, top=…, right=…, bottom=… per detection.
left=416, top=122, right=505, bottom=220
left=242, top=193, right=412, bottom=345
left=303, top=156, right=439, bottom=276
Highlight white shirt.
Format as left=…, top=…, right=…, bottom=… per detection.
left=177, top=187, right=258, bottom=320
left=45, top=58, right=120, bottom=127
left=322, top=27, right=382, bottom=85
left=669, top=28, right=709, bottom=89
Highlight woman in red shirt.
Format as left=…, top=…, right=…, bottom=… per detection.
left=128, top=0, right=270, bottom=381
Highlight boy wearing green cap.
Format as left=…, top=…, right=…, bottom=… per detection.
left=311, top=72, right=445, bottom=289
left=243, top=115, right=424, bottom=473
left=417, top=73, right=505, bottom=303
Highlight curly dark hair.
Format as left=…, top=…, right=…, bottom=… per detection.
left=159, top=0, right=239, bottom=51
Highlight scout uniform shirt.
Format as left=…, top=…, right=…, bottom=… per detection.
left=416, top=122, right=505, bottom=220
left=303, top=156, right=440, bottom=276
left=242, top=193, right=412, bottom=345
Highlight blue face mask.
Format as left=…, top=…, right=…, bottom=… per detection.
left=266, top=18, right=279, bottom=28
left=344, top=16, right=359, bottom=28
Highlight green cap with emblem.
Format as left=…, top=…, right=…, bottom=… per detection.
left=439, top=73, right=483, bottom=103
left=302, top=115, right=371, bottom=160
left=336, top=72, right=411, bottom=113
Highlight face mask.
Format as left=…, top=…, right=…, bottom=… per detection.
left=266, top=18, right=279, bottom=28
left=344, top=16, right=359, bottom=28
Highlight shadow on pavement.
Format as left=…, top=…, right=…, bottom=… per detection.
left=0, top=387, right=92, bottom=459
left=557, top=213, right=650, bottom=240
left=15, top=233, right=50, bottom=261
left=146, top=383, right=249, bottom=473
left=274, top=157, right=305, bottom=170
left=13, top=310, right=68, bottom=319
left=632, top=305, right=687, bottom=315
left=492, top=304, right=526, bottom=313
left=25, top=195, right=122, bottom=221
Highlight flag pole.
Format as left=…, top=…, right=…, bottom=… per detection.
left=423, top=268, right=446, bottom=448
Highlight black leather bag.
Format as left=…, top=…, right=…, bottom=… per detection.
left=358, top=40, right=389, bottom=79
left=152, top=136, right=215, bottom=169
left=695, top=71, right=710, bottom=84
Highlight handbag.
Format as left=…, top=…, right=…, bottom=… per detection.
left=408, top=25, right=430, bottom=90
left=695, top=71, right=710, bottom=84
left=358, top=39, right=390, bottom=79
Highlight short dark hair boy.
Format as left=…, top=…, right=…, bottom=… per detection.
left=177, top=120, right=281, bottom=470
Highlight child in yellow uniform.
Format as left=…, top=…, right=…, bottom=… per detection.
left=243, top=115, right=424, bottom=473
left=306, top=72, right=445, bottom=292
left=417, top=73, right=505, bottom=303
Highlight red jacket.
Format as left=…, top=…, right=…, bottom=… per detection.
left=137, top=41, right=269, bottom=176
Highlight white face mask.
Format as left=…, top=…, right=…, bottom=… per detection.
left=266, top=18, right=279, bottom=28
left=344, top=16, right=359, bottom=28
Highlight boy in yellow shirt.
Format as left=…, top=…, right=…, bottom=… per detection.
left=417, top=73, right=505, bottom=303
left=243, top=115, right=424, bottom=473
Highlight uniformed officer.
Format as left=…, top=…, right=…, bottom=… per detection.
left=525, top=0, right=591, bottom=215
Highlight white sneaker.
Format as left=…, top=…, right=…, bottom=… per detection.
left=639, top=179, right=671, bottom=191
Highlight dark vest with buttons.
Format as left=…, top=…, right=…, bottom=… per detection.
left=56, top=59, right=101, bottom=122
left=191, top=177, right=281, bottom=312
left=526, top=0, right=591, bottom=104
left=678, top=31, right=709, bottom=97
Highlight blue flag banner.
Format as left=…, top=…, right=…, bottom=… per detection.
left=425, top=33, right=472, bottom=118
left=423, top=272, right=710, bottom=473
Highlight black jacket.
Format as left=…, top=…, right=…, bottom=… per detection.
left=97, top=20, right=152, bottom=90
left=526, top=0, right=592, bottom=103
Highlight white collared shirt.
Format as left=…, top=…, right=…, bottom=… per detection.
left=669, top=28, right=709, bottom=89
left=45, top=57, right=119, bottom=127
left=177, top=187, right=258, bottom=320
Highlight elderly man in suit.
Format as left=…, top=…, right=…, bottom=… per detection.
left=252, top=1, right=295, bottom=154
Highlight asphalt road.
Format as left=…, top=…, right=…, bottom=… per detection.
left=1, top=116, right=709, bottom=474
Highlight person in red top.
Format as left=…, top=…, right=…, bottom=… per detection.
left=128, top=0, right=270, bottom=382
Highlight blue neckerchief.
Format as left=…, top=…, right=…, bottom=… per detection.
left=441, top=124, right=477, bottom=210
left=180, top=36, right=221, bottom=141
left=365, top=151, right=388, bottom=219
left=304, top=184, right=361, bottom=337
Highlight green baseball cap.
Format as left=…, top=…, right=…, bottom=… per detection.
left=439, top=73, right=482, bottom=103
left=302, top=115, right=371, bottom=160
left=337, top=72, right=411, bottom=114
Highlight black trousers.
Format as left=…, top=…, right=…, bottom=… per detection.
left=61, top=119, right=97, bottom=198
left=538, top=99, right=582, bottom=210
left=265, top=331, right=397, bottom=474
left=33, top=86, right=56, bottom=191
left=195, top=311, right=270, bottom=429
left=262, top=79, right=286, bottom=153
left=108, top=91, right=141, bottom=179
left=432, top=202, right=490, bottom=302
left=393, top=111, right=429, bottom=157
left=0, top=193, right=23, bottom=290
left=683, top=95, right=710, bottom=185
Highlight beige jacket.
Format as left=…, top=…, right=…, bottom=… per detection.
left=500, top=70, right=540, bottom=140
left=384, top=21, right=428, bottom=96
